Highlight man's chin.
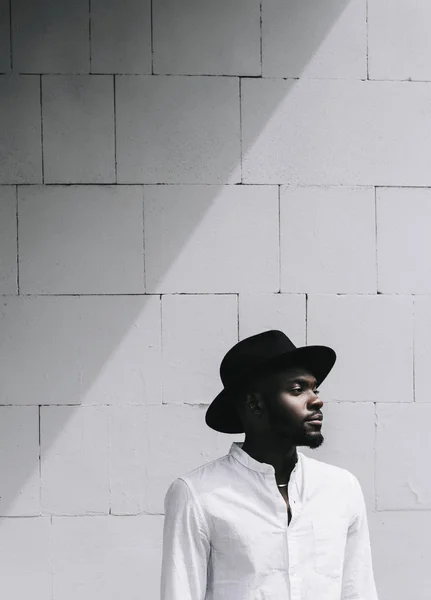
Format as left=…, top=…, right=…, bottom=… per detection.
left=297, top=433, right=324, bottom=449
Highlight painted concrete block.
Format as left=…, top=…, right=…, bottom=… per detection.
left=376, top=187, right=431, bottom=293
left=19, top=185, right=144, bottom=294
left=307, top=294, right=414, bottom=402
left=12, top=0, right=89, bottom=73
left=40, top=406, right=109, bottom=514
left=242, top=78, right=431, bottom=185
left=0, top=296, right=162, bottom=406
left=116, top=76, right=241, bottom=183
left=90, top=0, right=151, bottom=74
left=0, top=186, right=17, bottom=294
left=110, top=404, right=234, bottom=514
left=42, top=75, right=115, bottom=183
left=262, top=0, right=366, bottom=79
left=369, top=0, right=431, bottom=81
left=153, top=0, right=261, bottom=75
left=0, top=517, right=50, bottom=600
left=369, top=511, right=431, bottom=600
left=0, top=407, right=39, bottom=516
left=376, top=403, right=431, bottom=510
left=144, top=185, right=279, bottom=293
left=161, top=294, right=238, bottom=405
left=301, top=402, right=375, bottom=509
left=0, top=75, right=42, bottom=183
left=280, top=186, right=376, bottom=293
left=51, top=515, right=163, bottom=600
left=238, top=293, right=306, bottom=343
left=413, top=296, right=431, bottom=403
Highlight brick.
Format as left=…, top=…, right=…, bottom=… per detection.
left=153, top=0, right=260, bottom=76
left=0, top=517, right=50, bottom=600
left=116, top=76, right=241, bottom=184
left=144, top=185, right=278, bottom=293
left=0, top=0, right=10, bottom=72
left=110, top=404, right=233, bottom=514
left=376, top=187, right=431, bottom=293
left=0, top=296, right=162, bottom=406
left=161, top=294, right=238, bottom=405
left=51, top=515, right=163, bottom=600
left=242, top=78, right=431, bottom=186
left=376, top=403, right=431, bottom=510
left=307, top=294, right=414, bottom=402
left=0, top=75, right=42, bottom=183
left=0, top=407, right=39, bottom=515
left=42, top=75, right=115, bottom=183
left=262, top=0, right=366, bottom=79
left=19, top=185, right=144, bottom=294
left=0, top=186, right=17, bottom=293
left=41, top=406, right=109, bottom=514
left=90, top=0, right=151, bottom=74
left=301, top=402, right=375, bottom=509
left=414, top=296, right=431, bottom=403
left=238, top=293, right=306, bottom=343
left=369, top=0, right=431, bottom=81
left=369, top=511, right=431, bottom=600
left=280, top=186, right=376, bottom=293
left=12, top=0, right=89, bottom=73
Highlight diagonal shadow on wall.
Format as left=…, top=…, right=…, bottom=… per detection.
left=0, top=0, right=357, bottom=519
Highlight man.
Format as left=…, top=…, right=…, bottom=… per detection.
left=161, top=330, right=378, bottom=600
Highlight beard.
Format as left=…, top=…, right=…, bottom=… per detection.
left=267, top=406, right=324, bottom=449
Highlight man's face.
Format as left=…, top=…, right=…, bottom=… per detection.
left=257, top=365, right=325, bottom=449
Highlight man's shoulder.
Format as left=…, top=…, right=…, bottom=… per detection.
left=300, top=452, right=357, bottom=487
left=168, top=451, right=233, bottom=497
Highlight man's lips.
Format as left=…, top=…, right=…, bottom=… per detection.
left=304, top=413, right=323, bottom=422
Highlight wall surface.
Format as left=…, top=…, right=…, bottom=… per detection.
left=1, top=1, right=430, bottom=598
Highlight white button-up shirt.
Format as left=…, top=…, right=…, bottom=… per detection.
left=161, top=441, right=378, bottom=600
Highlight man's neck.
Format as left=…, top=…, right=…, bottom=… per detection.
left=241, top=436, right=298, bottom=485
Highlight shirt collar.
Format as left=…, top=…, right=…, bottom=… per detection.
left=229, top=440, right=302, bottom=477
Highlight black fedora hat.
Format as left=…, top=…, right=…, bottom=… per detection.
left=205, top=330, right=336, bottom=434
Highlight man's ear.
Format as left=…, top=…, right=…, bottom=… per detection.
left=245, top=392, right=263, bottom=416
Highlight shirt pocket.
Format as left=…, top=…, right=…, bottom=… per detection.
left=312, top=517, right=348, bottom=579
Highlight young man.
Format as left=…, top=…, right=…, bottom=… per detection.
left=161, top=330, right=379, bottom=600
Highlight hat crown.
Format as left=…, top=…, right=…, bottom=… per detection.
left=220, top=330, right=296, bottom=388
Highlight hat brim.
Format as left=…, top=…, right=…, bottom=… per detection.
left=205, top=345, right=336, bottom=434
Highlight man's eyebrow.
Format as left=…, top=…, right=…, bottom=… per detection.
left=286, top=376, right=318, bottom=386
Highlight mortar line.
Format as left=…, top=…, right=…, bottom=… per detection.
left=259, top=0, right=263, bottom=76
left=373, top=402, right=377, bottom=511
left=38, top=406, right=42, bottom=515
left=412, top=295, right=416, bottom=402
left=113, top=75, right=118, bottom=183
left=236, top=293, right=240, bottom=341
left=8, top=0, right=13, bottom=71
left=365, top=0, right=369, bottom=80
left=239, top=78, right=243, bottom=183
left=40, top=76, right=45, bottom=183
left=374, top=186, right=378, bottom=292
left=142, top=186, right=147, bottom=290
left=150, top=0, right=154, bottom=74
left=160, top=294, right=165, bottom=404
left=89, top=0, right=92, bottom=72
left=15, top=185, right=19, bottom=294
left=305, top=294, right=308, bottom=345
left=278, top=185, right=281, bottom=293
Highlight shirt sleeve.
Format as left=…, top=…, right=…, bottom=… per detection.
left=341, top=473, right=379, bottom=600
left=160, top=477, right=210, bottom=600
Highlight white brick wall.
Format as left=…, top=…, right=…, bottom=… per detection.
left=1, top=2, right=430, bottom=598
